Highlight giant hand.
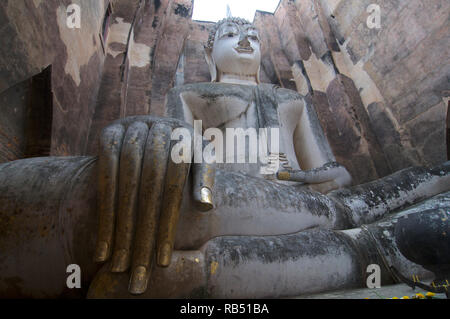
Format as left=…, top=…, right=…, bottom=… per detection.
left=93, top=116, right=214, bottom=294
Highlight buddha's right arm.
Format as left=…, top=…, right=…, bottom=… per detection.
left=0, top=114, right=214, bottom=297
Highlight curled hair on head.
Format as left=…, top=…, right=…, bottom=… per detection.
left=205, top=17, right=253, bottom=49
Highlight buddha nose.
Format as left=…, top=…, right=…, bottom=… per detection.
left=238, top=34, right=251, bottom=48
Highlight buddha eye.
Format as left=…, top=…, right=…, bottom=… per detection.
left=218, top=24, right=239, bottom=39
left=219, top=30, right=237, bottom=39
left=249, top=35, right=259, bottom=41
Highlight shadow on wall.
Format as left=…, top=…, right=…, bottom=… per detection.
left=0, top=66, right=53, bottom=163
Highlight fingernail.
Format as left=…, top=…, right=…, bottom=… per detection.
left=198, top=187, right=214, bottom=211
left=158, top=242, right=172, bottom=267
left=129, top=266, right=149, bottom=295
left=111, top=249, right=130, bottom=272
left=94, top=241, right=109, bottom=262
left=277, top=171, right=291, bottom=181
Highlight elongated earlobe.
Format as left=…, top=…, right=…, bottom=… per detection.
left=204, top=47, right=218, bottom=82
left=256, top=66, right=261, bottom=84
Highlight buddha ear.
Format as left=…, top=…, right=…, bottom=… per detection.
left=256, top=65, right=261, bottom=84
left=204, top=46, right=218, bottom=82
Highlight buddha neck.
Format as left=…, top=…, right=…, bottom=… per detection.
left=218, top=72, right=258, bottom=86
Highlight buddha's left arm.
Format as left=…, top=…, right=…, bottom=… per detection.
left=277, top=90, right=352, bottom=190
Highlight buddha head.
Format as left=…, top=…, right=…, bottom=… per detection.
left=205, top=17, right=261, bottom=85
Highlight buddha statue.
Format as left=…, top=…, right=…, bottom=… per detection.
left=0, top=18, right=449, bottom=299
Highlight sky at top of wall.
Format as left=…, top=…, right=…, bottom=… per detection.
left=192, top=0, right=280, bottom=22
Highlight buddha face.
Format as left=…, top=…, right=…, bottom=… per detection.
left=208, top=21, right=261, bottom=83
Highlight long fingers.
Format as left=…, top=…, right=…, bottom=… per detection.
left=95, top=117, right=195, bottom=295
left=156, top=144, right=191, bottom=267
left=129, top=123, right=172, bottom=294
left=95, top=124, right=126, bottom=262
left=111, top=122, right=149, bottom=272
